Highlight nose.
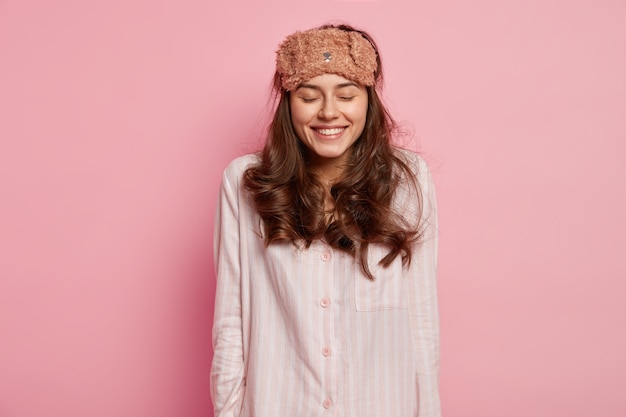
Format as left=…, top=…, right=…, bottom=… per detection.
left=318, top=98, right=339, bottom=120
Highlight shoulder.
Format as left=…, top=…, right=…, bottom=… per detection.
left=391, top=147, right=433, bottom=187
left=222, top=153, right=261, bottom=183
left=390, top=147, right=437, bottom=229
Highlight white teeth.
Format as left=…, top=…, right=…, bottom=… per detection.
left=316, top=127, right=344, bottom=135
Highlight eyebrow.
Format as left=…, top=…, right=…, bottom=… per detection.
left=296, top=82, right=360, bottom=91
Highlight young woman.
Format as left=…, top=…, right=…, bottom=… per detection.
left=211, top=24, right=440, bottom=417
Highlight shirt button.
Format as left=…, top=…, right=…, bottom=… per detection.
left=320, top=298, right=330, bottom=308
left=322, top=346, right=331, bottom=357
left=322, top=399, right=332, bottom=409
left=320, top=252, right=331, bottom=262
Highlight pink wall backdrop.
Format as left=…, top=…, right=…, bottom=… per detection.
left=1, top=0, right=625, bottom=416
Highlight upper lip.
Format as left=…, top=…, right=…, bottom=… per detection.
left=311, top=125, right=347, bottom=129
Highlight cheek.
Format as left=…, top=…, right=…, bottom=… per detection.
left=348, top=97, right=368, bottom=117
left=350, top=102, right=368, bottom=127
left=289, top=107, right=308, bottom=141
left=289, top=104, right=310, bottom=126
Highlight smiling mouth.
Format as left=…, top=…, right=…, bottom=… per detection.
left=314, top=127, right=346, bottom=136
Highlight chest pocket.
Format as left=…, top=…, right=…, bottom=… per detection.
left=354, top=244, right=409, bottom=311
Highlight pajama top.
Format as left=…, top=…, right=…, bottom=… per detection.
left=211, top=149, right=440, bottom=417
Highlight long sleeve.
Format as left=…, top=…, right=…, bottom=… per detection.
left=209, top=152, right=439, bottom=417
left=211, top=166, right=246, bottom=417
left=407, top=158, right=441, bottom=417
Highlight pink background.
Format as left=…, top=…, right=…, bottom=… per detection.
left=1, top=0, right=625, bottom=416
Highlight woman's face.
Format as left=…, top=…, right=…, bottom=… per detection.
left=289, top=73, right=368, bottom=176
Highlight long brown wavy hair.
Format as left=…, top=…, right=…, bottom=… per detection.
left=243, top=23, right=423, bottom=279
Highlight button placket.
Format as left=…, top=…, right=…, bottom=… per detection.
left=319, top=243, right=335, bottom=412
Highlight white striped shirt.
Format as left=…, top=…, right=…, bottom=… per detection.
left=211, top=149, right=440, bottom=417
